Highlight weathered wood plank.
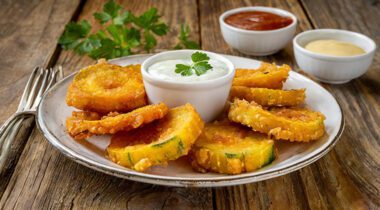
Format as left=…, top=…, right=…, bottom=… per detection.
left=0, top=0, right=212, bottom=209
left=0, top=0, right=82, bottom=198
left=1, top=129, right=212, bottom=209
left=1, top=0, right=378, bottom=209
left=200, top=0, right=378, bottom=209
left=0, top=0, right=81, bottom=122
left=301, top=0, right=380, bottom=208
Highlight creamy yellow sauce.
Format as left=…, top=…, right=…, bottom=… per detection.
left=305, top=39, right=365, bottom=56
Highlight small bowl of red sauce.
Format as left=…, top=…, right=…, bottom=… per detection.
left=219, top=7, right=297, bottom=56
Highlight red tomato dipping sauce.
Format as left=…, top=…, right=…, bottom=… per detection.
left=225, top=11, right=293, bottom=31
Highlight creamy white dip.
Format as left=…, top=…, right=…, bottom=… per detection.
left=147, top=58, right=228, bottom=82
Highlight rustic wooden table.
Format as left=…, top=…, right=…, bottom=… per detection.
left=0, top=0, right=378, bottom=209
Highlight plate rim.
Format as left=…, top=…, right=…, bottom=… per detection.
left=36, top=54, right=345, bottom=187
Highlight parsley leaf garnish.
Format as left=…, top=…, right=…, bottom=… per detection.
left=193, top=61, right=212, bottom=76
left=175, top=64, right=192, bottom=76
left=58, top=20, right=94, bottom=52
left=174, top=52, right=212, bottom=76
left=58, top=1, right=199, bottom=60
left=174, top=24, right=200, bottom=50
left=191, top=51, right=209, bottom=62
left=93, top=12, right=112, bottom=24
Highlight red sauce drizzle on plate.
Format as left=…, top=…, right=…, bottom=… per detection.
left=225, top=11, right=293, bottom=31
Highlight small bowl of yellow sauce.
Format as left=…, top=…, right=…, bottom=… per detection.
left=293, top=29, right=376, bottom=84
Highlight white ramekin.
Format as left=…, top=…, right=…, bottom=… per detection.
left=141, top=50, right=235, bottom=122
left=293, top=29, right=376, bottom=84
left=219, top=6, right=297, bottom=56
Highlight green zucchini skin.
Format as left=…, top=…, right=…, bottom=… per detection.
left=191, top=122, right=276, bottom=175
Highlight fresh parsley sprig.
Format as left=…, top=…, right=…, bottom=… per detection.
left=174, top=24, right=200, bottom=50
left=175, top=52, right=212, bottom=76
left=58, top=0, right=200, bottom=60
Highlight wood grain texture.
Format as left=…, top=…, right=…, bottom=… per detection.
left=0, top=129, right=212, bottom=210
left=0, top=0, right=379, bottom=209
left=200, top=0, right=379, bottom=209
left=0, top=0, right=212, bottom=209
left=0, top=0, right=81, bottom=123
left=301, top=0, right=380, bottom=207
left=0, top=0, right=81, bottom=200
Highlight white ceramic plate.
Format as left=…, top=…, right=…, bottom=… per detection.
left=37, top=54, right=344, bottom=187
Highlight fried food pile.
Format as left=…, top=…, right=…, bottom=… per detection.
left=65, top=61, right=325, bottom=175
left=226, top=62, right=325, bottom=142
left=190, top=62, right=325, bottom=174
left=65, top=60, right=204, bottom=172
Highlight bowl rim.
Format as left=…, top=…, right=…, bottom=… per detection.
left=219, top=6, right=298, bottom=34
left=141, top=50, right=235, bottom=89
left=293, top=28, right=377, bottom=61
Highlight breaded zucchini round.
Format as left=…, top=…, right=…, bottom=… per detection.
left=191, top=121, right=275, bottom=175
left=228, top=99, right=325, bottom=142
left=66, top=103, right=169, bottom=140
left=107, top=104, right=204, bottom=172
left=66, top=60, right=146, bottom=113
left=230, top=86, right=305, bottom=106
left=233, top=63, right=290, bottom=89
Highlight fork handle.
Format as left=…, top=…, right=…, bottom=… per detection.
left=0, top=113, right=23, bottom=137
left=0, top=112, right=34, bottom=173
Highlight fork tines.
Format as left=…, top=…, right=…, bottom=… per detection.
left=18, top=66, right=62, bottom=113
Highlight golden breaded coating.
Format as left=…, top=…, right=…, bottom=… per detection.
left=228, top=99, right=325, bottom=142
left=233, top=63, right=290, bottom=89
left=107, top=104, right=204, bottom=172
left=230, top=86, right=305, bottom=106
left=66, top=60, right=146, bottom=113
left=191, top=121, right=275, bottom=175
left=66, top=103, right=169, bottom=140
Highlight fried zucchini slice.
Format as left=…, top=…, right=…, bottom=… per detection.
left=233, top=63, right=290, bottom=89
left=191, top=121, right=275, bottom=175
left=228, top=99, right=325, bottom=142
left=107, top=104, right=204, bottom=172
left=66, top=59, right=147, bottom=113
left=230, top=86, right=305, bottom=106
left=66, top=103, right=169, bottom=140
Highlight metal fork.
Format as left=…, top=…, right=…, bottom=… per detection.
left=0, top=66, right=63, bottom=172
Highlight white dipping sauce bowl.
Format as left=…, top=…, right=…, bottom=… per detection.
left=293, top=29, right=376, bottom=84
left=141, top=50, right=235, bottom=122
left=219, top=6, right=297, bottom=56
